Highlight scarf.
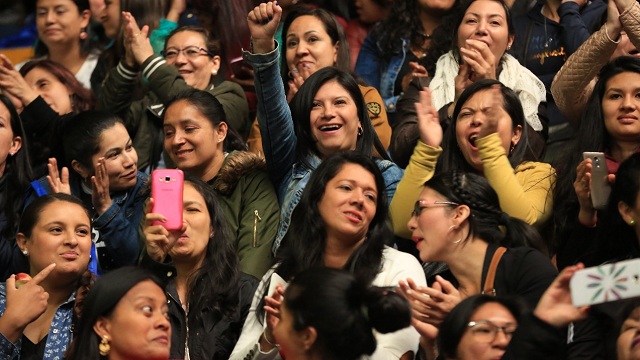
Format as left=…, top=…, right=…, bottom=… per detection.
left=429, top=51, right=546, bottom=131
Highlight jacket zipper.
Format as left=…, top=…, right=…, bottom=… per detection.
left=167, top=291, right=191, bottom=359
left=253, top=210, right=262, bottom=247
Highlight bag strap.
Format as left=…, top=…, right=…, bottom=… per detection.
left=483, top=247, right=507, bottom=297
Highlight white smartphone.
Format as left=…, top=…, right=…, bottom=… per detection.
left=570, top=258, right=640, bottom=307
left=582, top=152, right=611, bottom=210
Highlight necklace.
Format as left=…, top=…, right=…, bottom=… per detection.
left=542, top=5, right=550, bottom=50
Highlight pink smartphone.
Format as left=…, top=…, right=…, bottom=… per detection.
left=151, top=169, right=184, bottom=231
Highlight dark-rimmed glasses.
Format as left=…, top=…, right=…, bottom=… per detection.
left=162, top=46, right=213, bottom=60
left=411, top=200, right=459, bottom=217
left=467, top=320, right=518, bottom=343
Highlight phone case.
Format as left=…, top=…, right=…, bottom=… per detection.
left=151, top=169, right=184, bottom=231
left=583, top=152, right=612, bottom=210
left=570, top=258, right=640, bottom=307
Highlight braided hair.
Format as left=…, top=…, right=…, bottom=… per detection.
left=425, top=171, right=546, bottom=253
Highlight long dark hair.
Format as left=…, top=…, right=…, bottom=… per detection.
left=284, top=268, right=411, bottom=360
left=0, top=95, right=33, bottom=238
left=60, top=111, right=123, bottom=171
left=65, top=266, right=165, bottom=360
left=289, top=67, right=389, bottom=167
left=275, top=152, right=389, bottom=285
left=370, top=0, right=457, bottom=70
left=437, top=294, right=525, bottom=359
left=553, top=56, right=640, bottom=249
left=425, top=171, right=546, bottom=252
left=437, top=79, right=530, bottom=173
left=163, top=88, right=246, bottom=153
left=181, top=176, right=243, bottom=319
left=280, top=5, right=350, bottom=90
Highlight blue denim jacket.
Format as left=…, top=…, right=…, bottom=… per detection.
left=243, top=43, right=404, bottom=252
left=0, top=283, right=75, bottom=359
left=25, top=172, right=148, bottom=273
left=355, top=34, right=409, bottom=120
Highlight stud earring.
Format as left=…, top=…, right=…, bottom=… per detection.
left=507, top=44, right=512, bottom=50
left=630, top=220, right=636, bottom=225
left=21, top=249, right=28, bottom=256
left=99, top=335, right=110, bottom=356
left=212, top=69, right=218, bottom=76
left=80, top=28, right=88, bottom=40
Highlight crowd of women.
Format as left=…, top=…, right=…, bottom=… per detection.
left=0, top=0, right=637, bottom=359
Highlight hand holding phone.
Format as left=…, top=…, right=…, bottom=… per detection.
left=151, top=169, right=184, bottom=230
left=582, top=152, right=612, bottom=210
left=570, top=258, right=640, bottom=307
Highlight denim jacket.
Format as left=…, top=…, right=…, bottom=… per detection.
left=355, top=34, right=409, bottom=119
left=25, top=172, right=148, bottom=273
left=243, top=42, right=404, bottom=252
left=0, top=283, right=75, bottom=359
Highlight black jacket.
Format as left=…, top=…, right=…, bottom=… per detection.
left=166, top=273, right=258, bottom=360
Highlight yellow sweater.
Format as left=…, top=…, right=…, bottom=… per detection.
left=390, top=133, right=556, bottom=239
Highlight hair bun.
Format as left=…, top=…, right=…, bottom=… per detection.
left=363, top=286, right=411, bottom=334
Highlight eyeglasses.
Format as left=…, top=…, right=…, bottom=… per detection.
left=411, top=200, right=459, bottom=217
left=162, top=46, right=213, bottom=60
left=467, top=320, right=518, bottom=343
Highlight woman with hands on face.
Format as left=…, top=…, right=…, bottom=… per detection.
left=142, top=176, right=258, bottom=360
left=0, top=194, right=92, bottom=359
left=418, top=264, right=587, bottom=360
left=390, top=80, right=556, bottom=247
left=25, top=111, right=147, bottom=274
left=390, top=0, right=548, bottom=168
left=399, top=170, right=556, bottom=356
left=0, top=58, right=94, bottom=178
left=98, top=11, right=250, bottom=172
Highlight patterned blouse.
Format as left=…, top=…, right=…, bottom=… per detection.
left=0, top=283, right=75, bottom=359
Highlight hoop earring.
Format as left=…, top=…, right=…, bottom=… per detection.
left=357, top=127, right=363, bottom=136
left=448, top=225, right=462, bottom=244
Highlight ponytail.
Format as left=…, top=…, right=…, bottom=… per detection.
left=285, top=268, right=411, bottom=360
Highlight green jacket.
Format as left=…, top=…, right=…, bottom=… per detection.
left=208, top=151, right=279, bottom=279
left=98, top=56, right=250, bottom=171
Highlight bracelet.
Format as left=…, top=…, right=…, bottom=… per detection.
left=604, top=23, right=621, bottom=44
left=262, top=330, right=279, bottom=347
